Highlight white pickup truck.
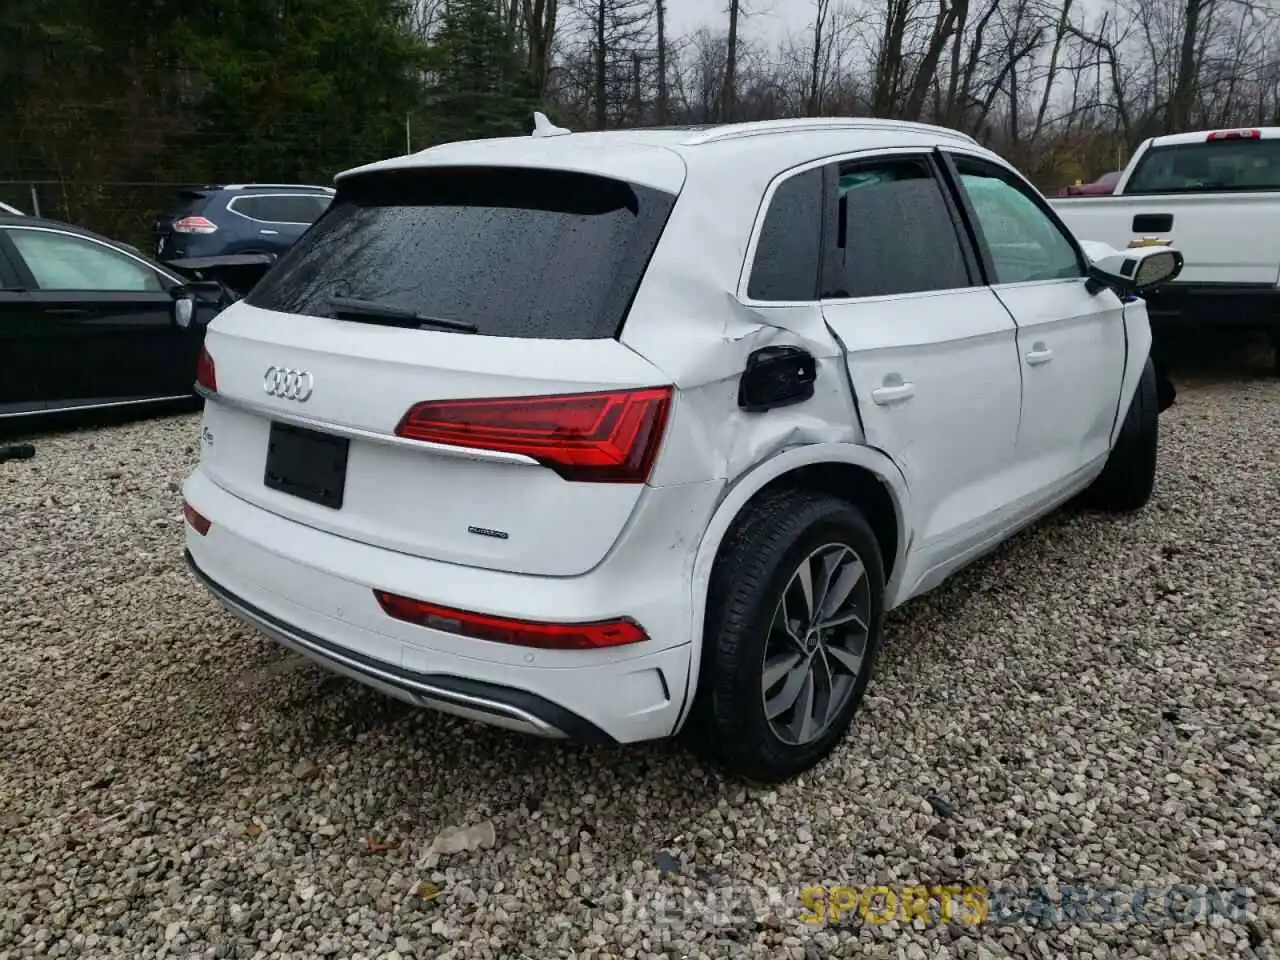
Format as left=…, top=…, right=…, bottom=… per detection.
left=1050, top=127, right=1280, bottom=371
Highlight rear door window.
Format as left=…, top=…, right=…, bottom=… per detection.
left=247, top=167, right=677, bottom=339
left=1125, top=138, right=1280, bottom=193
left=825, top=156, right=974, bottom=298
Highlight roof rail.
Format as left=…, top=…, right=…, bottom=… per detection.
left=218, top=183, right=336, bottom=192
left=681, top=117, right=979, bottom=146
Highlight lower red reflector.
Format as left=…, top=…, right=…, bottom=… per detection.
left=183, top=501, right=211, bottom=535
left=373, top=590, right=646, bottom=650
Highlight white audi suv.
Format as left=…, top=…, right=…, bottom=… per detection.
left=180, top=116, right=1182, bottom=782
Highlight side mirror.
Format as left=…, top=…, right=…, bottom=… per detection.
left=173, top=293, right=196, bottom=330
left=170, top=279, right=230, bottom=330
left=1082, top=243, right=1184, bottom=298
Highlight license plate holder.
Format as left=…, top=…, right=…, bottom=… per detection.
left=263, top=421, right=349, bottom=509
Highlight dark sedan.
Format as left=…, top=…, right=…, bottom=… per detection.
left=0, top=215, right=263, bottom=424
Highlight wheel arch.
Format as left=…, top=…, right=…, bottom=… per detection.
left=674, top=442, right=912, bottom=732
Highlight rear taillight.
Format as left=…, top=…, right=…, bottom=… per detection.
left=183, top=501, right=211, bottom=535
left=374, top=590, right=646, bottom=650
left=394, top=387, right=672, bottom=484
left=1206, top=129, right=1260, bottom=141
left=171, top=215, right=218, bottom=234
left=196, top=345, right=217, bottom=392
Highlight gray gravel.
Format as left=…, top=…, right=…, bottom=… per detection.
left=1, top=373, right=1277, bottom=960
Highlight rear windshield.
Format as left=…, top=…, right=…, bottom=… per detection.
left=1125, top=139, right=1280, bottom=194
left=246, top=166, right=676, bottom=339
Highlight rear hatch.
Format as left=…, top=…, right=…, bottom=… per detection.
left=154, top=188, right=215, bottom=259
left=196, top=164, right=681, bottom=577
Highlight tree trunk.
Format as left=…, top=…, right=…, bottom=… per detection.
left=1170, top=0, right=1204, bottom=132
left=903, top=0, right=964, bottom=121
left=593, top=0, right=607, bottom=129
left=807, top=0, right=830, bottom=116
left=522, top=0, right=559, bottom=99
left=872, top=0, right=910, bottom=116
left=656, top=0, right=668, bottom=122
left=1031, top=0, right=1072, bottom=142
left=722, top=0, right=740, bottom=122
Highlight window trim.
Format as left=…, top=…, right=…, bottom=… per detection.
left=226, top=192, right=333, bottom=226
left=0, top=225, right=181, bottom=292
left=0, top=235, right=23, bottom=287
left=736, top=146, right=985, bottom=307
left=937, top=148, right=1090, bottom=287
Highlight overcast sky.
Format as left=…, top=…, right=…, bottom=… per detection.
left=667, top=0, right=811, bottom=42
left=664, top=0, right=1106, bottom=43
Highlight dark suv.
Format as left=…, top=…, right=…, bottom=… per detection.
left=153, top=184, right=335, bottom=262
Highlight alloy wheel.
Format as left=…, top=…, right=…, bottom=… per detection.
left=760, top=542, right=871, bottom=746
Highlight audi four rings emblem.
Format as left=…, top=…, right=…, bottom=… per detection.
left=263, top=366, right=314, bottom=402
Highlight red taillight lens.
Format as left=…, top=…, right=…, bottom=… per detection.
left=171, top=215, right=219, bottom=234
left=183, top=501, right=211, bottom=535
left=374, top=590, right=647, bottom=650
left=1206, top=129, right=1260, bottom=141
left=196, top=345, right=217, bottom=392
left=394, top=387, right=672, bottom=483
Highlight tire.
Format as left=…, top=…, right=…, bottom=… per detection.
left=1082, top=355, right=1159, bottom=512
left=689, top=489, right=886, bottom=783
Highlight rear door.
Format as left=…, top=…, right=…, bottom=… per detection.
left=196, top=163, right=682, bottom=577
left=815, top=150, right=1025, bottom=588
left=4, top=225, right=190, bottom=404
left=942, top=151, right=1127, bottom=491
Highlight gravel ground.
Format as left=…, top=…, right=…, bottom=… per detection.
left=1, top=371, right=1277, bottom=960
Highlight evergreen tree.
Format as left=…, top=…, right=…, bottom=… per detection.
left=420, top=0, right=539, bottom=145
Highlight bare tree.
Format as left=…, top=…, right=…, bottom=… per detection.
left=655, top=0, right=669, bottom=121
left=807, top=0, right=832, bottom=115
left=722, top=0, right=743, bottom=120
left=570, top=0, right=653, bottom=128
left=522, top=0, right=560, bottom=99
left=541, top=0, right=1280, bottom=189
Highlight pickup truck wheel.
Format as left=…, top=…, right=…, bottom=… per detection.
left=1083, top=355, right=1158, bottom=512
left=689, top=490, right=885, bottom=783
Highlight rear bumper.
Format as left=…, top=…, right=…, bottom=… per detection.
left=185, top=549, right=611, bottom=741
left=181, top=469, right=707, bottom=744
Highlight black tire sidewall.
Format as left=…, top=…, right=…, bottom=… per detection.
left=704, top=493, right=886, bottom=781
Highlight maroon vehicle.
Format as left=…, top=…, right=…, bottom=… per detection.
left=1057, top=171, right=1122, bottom=197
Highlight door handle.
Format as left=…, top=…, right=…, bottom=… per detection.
left=1025, top=343, right=1054, bottom=365
left=871, top=380, right=915, bottom=405
left=45, top=307, right=88, bottom=317
left=259, top=229, right=279, bottom=235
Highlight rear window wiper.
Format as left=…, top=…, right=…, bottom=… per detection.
left=326, top=296, right=477, bottom=333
